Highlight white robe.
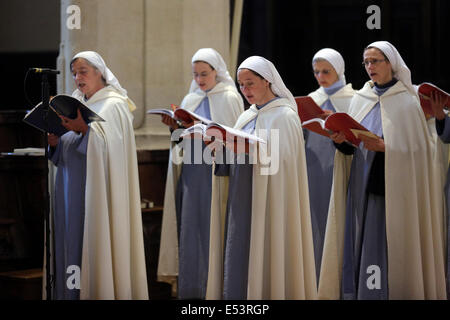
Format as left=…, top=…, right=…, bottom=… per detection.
left=80, top=86, right=148, bottom=299
left=157, top=81, right=244, bottom=283
left=207, top=98, right=317, bottom=300
left=319, top=80, right=447, bottom=299
left=308, top=83, right=355, bottom=113
left=427, top=117, right=450, bottom=204
left=305, top=83, right=355, bottom=282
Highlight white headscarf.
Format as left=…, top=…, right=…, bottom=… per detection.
left=189, top=48, right=237, bottom=93
left=71, top=51, right=136, bottom=111
left=366, top=41, right=417, bottom=98
left=238, top=56, right=297, bottom=110
left=312, top=48, right=346, bottom=85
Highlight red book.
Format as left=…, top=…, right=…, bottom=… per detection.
left=302, top=113, right=378, bottom=146
left=180, top=122, right=266, bottom=145
left=417, top=83, right=450, bottom=116
left=295, top=96, right=326, bottom=122
left=147, top=104, right=212, bottom=125
left=295, top=96, right=378, bottom=145
left=180, top=122, right=266, bottom=154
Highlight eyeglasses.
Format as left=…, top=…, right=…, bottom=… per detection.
left=362, top=59, right=386, bottom=66
left=313, top=69, right=331, bottom=75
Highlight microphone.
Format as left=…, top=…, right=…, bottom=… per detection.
left=30, top=68, right=60, bottom=75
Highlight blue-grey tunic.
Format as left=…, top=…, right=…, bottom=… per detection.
left=436, top=116, right=450, bottom=297
left=49, top=129, right=90, bottom=300
left=304, top=80, right=344, bottom=282
left=175, top=96, right=213, bottom=299
left=214, top=98, right=277, bottom=300
left=341, top=82, right=395, bottom=300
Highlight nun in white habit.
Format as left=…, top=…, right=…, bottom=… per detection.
left=305, top=48, right=355, bottom=283
left=157, top=48, right=243, bottom=299
left=437, top=115, right=450, bottom=298
left=428, top=92, right=450, bottom=297
left=206, top=56, right=317, bottom=300
left=319, top=41, right=446, bottom=300
left=47, top=51, right=148, bottom=299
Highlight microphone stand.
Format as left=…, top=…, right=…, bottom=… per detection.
left=41, top=72, right=53, bottom=300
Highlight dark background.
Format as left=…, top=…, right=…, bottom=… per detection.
left=0, top=0, right=449, bottom=109
left=0, top=52, right=59, bottom=109
left=236, top=0, right=449, bottom=98
left=0, top=0, right=60, bottom=110
left=0, top=0, right=448, bottom=300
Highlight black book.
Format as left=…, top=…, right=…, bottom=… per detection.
left=23, top=94, right=105, bottom=136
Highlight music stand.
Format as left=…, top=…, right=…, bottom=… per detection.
left=37, top=69, right=59, bottom=300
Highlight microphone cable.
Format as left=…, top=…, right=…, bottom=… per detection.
left=23, top=68, right=37, bottom=109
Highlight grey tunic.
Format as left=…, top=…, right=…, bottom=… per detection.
left=341, top=82, right=395, bottom=300
left=175, top=96, right=213, bottom=299
left=215, top=98, right=277, bottom=299
left=304, top=80, right=344, bottom=282
left=49, top=129, right=89, bottom=300
left=436, top=116, right=450, bottom=298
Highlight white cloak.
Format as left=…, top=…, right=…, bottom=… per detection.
left=427, top=117, right=450, bottom=201
left=157, top=81, right=244, bottom=282
left=207, top=98, right=317, bottom=300
left=80, top=86, right=148, bottom=299
left=308, top=83, right=355, bottom=113
left=319, top=81, right=447, bottom=299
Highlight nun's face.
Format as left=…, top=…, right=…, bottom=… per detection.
left=237, top=69, right=274, bottom=106
left=71, top=58, right=105, bottom=99
left=313, top=60, right=339, bottom=88
left=363, top=48, right=392, bottom=85
left=192, top=61, right=217, bottom=92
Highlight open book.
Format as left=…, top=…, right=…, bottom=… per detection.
left=23, top=94, right=105, bottom=137
left=180, top=122, right=266, bottom=145
left=0, top=147, right=45, bottom=156
left=147, top=104, right=212, bottom=125
left=295, top=96, right=377, bottom=145
left=302, top=113, right=378, bottom=146
left=295, top=96, right=326, bottom=122
left=416, top=82, right=450, bottom=116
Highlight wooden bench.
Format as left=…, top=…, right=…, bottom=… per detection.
left=0, top=268, right=42, bottom=300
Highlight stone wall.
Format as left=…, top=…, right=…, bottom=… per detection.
left=58, top=0, right=230, bottom=150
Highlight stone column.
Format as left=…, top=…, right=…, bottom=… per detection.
left=58, top=0, right=145, bottom=128
left=59, top=0, right=230, bottom=150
